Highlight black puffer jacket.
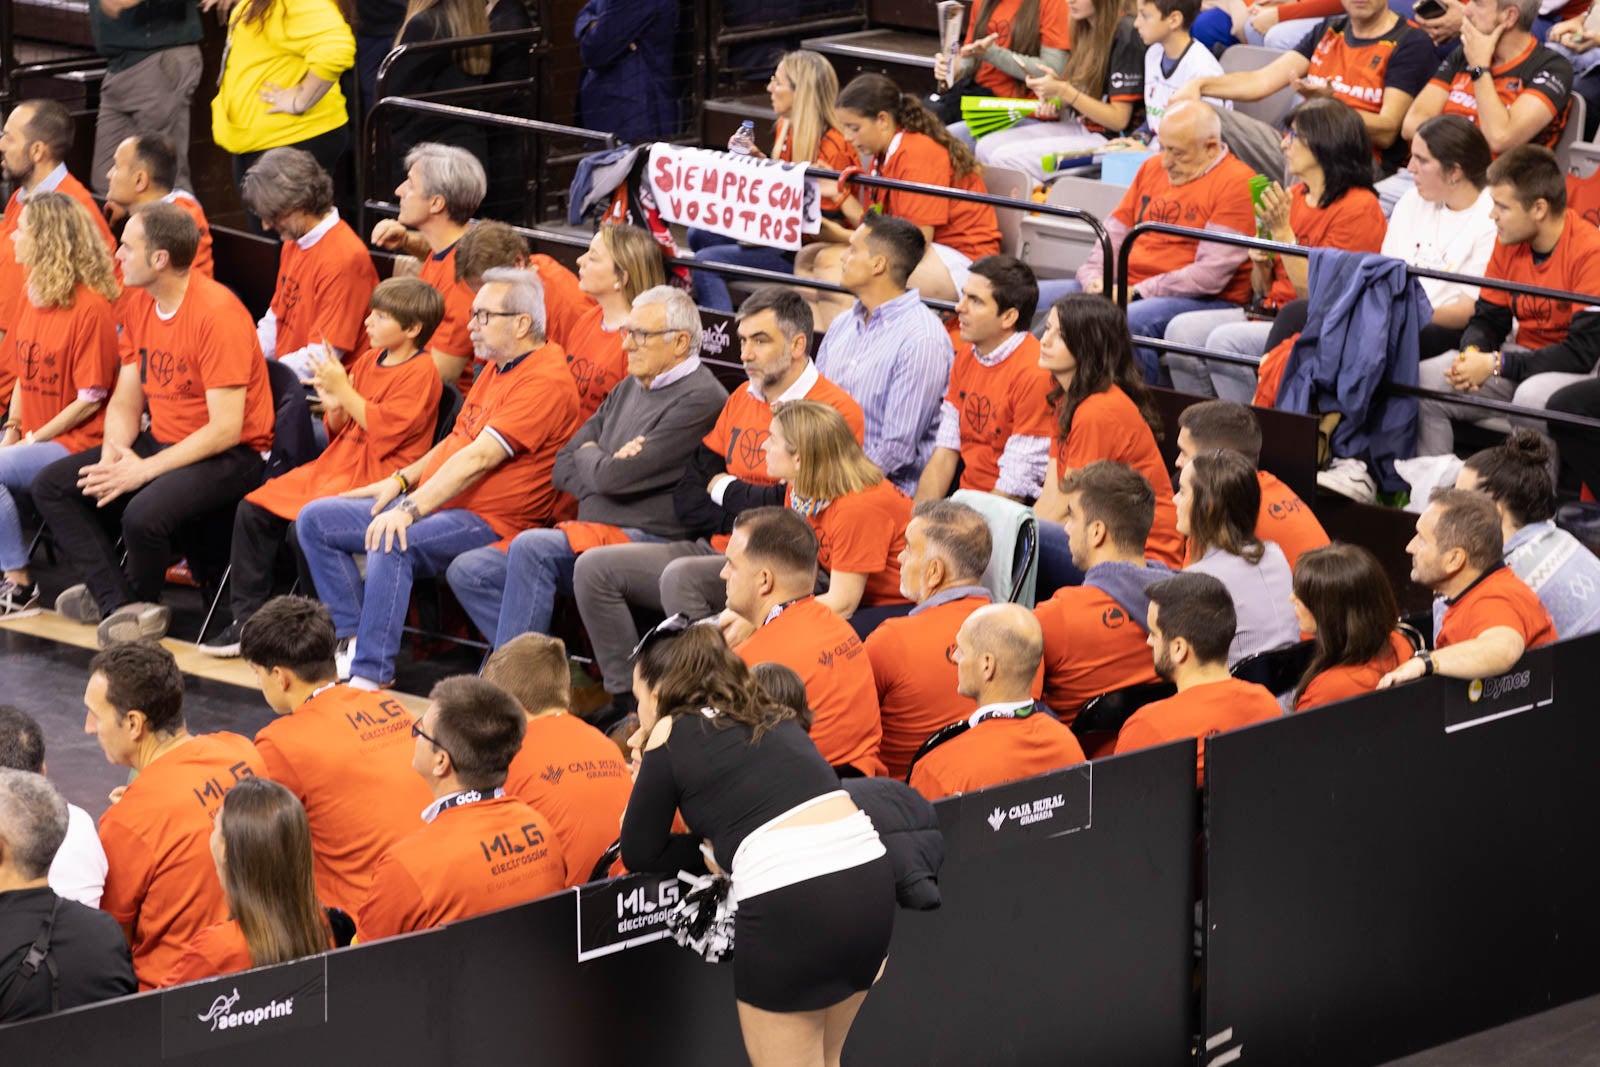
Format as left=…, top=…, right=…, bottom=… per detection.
left=841, top=777, right=944, bottom=910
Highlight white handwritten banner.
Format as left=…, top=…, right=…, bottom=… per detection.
left=646, top=143, right=821, bottom=251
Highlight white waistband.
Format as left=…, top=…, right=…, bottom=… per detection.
left=730, top=792, right=885, bottom=903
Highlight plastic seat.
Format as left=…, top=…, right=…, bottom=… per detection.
left=1072, top=680, right=1177, bottom=737
left=1229, top=638, right=1316, bottom=697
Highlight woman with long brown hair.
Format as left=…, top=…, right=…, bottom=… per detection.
left=1033, top=293, right=1183, bottom=594
left=160, top=778, right=332, bottom=985
left=561, top=223, right=667, bottom=418
left=1175, top=449, right=1298, bottom=665
left=762, top=399, right=912, bottom=622
left=0, top=193, right=120, bottom=619
left=1290, top=543, right=1411, bottom=710
left=621, top=622, right=893, bottom=1067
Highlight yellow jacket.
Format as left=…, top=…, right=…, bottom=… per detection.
left=211, top=0, right=355, bottom=155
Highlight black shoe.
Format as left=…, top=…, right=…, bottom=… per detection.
left=197, top=619, right=245, bottom=658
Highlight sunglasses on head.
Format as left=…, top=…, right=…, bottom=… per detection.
left=630, top=612, right=693, bottom=662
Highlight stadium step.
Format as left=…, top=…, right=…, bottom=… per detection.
left=801, top=29, right=939, bottom=97
left=702, top=93, right=778, bottom=152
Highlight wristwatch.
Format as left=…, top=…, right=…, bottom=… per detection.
left=398, top=497, right=423, bottom=523
left=1413, top=648, right=1435, bottom=676
left=1465, top=65, right=1490, bottom=81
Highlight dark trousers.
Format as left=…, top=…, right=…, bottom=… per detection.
left=1548, top=379, right=1600, bottom=493
left=228, top=499, right=315, bottom=624
left=32, top=436, right=265, bottom=614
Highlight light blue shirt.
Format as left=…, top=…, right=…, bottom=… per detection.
left=1189, top=542, right=1300, bottom=666
left=1504, top=520, right=1600, bottom=638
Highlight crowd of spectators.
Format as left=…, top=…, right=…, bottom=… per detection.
left=8, top=1, right=1600, bottom=1052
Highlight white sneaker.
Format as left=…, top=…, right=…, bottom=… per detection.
left=1317, top=457, right=1377, bottom=504
left=335, top=636, right=357, bottom=681
left=0, top=579, right=40, bottom=619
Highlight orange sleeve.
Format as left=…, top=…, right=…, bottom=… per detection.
left=62, top=295, right=119, bottom=396
left=1322, top=195, right=1388, bottom=255
left=360, top=352, right=444, bottom=466
left=908, top=757, right=952, bottom=801
left=357, top=853, right=423, bottom=941
left=1009, top=356, right=1057, bottom=439
left=1481, top=241, right=1517, bottom=311
left=252, top=732, right=305, bottom=800
left=819, top=490, right=896, bottom=576
left=310, top=255, right=377, bottom=355
left=1058, top=395, right=1120, bottom=471
left=884, top=136, right=954, bottom=230
left=193, top=292, right=266, bottom=390
left=421, top=257, right=476, bottom=361
left=97, top=814, right=155, bottom=927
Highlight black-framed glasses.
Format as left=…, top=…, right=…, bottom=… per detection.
left=620, top=326, right=685, bottom=345
left=630, top=612, right=693, bottom=662
left=469, top=308, right=524, bottom=325
left=410, top=718, right=455, bottom=763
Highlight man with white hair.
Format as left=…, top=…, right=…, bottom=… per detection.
left=447, top=285, right=727, bottom=649
left=296, top=267, right=583, bottom=690
left=0, top=770, right=134, bottom=1021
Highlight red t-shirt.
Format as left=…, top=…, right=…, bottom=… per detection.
left=9, top=285, right=119, bottom=453
left=869, top=130, right=1002, bottom=261
left=1055, top=386, right=1184, bottom=568
left=98, top=732, right=268, bottom=990
left=1568, top=172, right=1600, bottom=232
left=909, top=711, right=1085, bottom=801
left=777, top=126, right=858, bottom=213
left=1266, top=185, right=1387, bottom=308
left=559, top=304, right=630, bottom=421
left=1437, top=565, right=1557, bottom=651
left=168, top=192, right=215, bottom=279
left=1295, top=630, right=1412, bottom=711
left=529, top=253, right=594, bottom=353
left=118, top=275, right=276, bottom=451
left=417, top=241, right=478, bottom=393
left=271, top=217, right=379, bottom=358
left=1256, top=470, right=1330, bottom=570
left=1034, top=583, right=1162, bottom=722
left=865, top=594, right=988, bottom=780
left=415, top=341, right=582, bottom=539
left=160, top=919, right=254, bottom=988
left=358, top=795, right=566, bottom=941
left=247, top=347, right=442, bottom=520
left=1430, top=38, right=1570, bottom=152
left=252, top=686, right=435, bottom=916
left=1482, top=211, right=1600, bottom=351
left=0, top=173, right=115, bottom=333
left=1112, top=153, right=1258, bottom=303
left=503, top=713, right=633, bottom=887
left=794, top=479, right=913, bottom=606
left=944, top=335, right=1056, bottom=493
left=1114, top=677, right=1279, bottom=786
left=965, top=0, right=1072, bottom=99
left=736, top=596, right=885, bottom=776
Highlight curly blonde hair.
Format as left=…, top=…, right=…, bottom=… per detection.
left=20, top=192, right=120, bottom=309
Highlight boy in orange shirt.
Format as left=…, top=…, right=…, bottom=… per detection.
left=915, top=256, right=1055, bottom=505
left=1114, top=572, right=1280, bottom=785
left=358, top=677, right=566, bottom=942
left=85, top=641, right=267, bottom=989
left=200, top=277, right=445, bottom=656
left=483, top=633, right=633, bottom=886
left=240, top=597, right=435, bottom=916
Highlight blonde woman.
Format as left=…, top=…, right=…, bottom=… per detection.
left=385, top=0, right=492, bottom=181
left=763, top=400, right=912, bottom=622
left=0, top=193, right=120, bottom=619
left=564, top=224, right=668, bottom=417
left=691, top=51, right=860, bottom=312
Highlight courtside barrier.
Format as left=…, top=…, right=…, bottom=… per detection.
left=0, top=744, right=1199, bottom=1065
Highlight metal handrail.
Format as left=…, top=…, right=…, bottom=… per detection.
left=1115, top=220, right=1600, bottom=430
left=372, top=27, right=545, bottom=104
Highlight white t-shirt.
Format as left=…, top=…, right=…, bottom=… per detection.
left=1381, top=185, right=1497, bottom=311
left=49, top=802, right=108, bottom=909
left=1144, top=40, right=1226, bottom=140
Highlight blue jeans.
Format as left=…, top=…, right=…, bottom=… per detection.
left=447, top=526, right=664, bottom=648
left=295, top=497, right=496, bottom=684
left=1128, top=296, right=1238, bottom=386
left=0, top=441, right=68, bottom=571
left=688, top=226, right=796, bottom=313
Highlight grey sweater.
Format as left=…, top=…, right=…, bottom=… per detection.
left=553, top=360, right=728, bottom=537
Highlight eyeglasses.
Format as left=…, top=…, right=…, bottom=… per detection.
left=620, top=326, right=685, bottom=345
left=469, top=308, right=524, bottom=325
left=630, top=612, right=693, bottom=661
left=410, top=718, right=455, bottom=763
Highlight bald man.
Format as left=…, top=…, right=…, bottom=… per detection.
left=907, top=603, right=1086, bottom=801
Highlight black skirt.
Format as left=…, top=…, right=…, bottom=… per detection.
left=732, top=855, right=896, bottom=1012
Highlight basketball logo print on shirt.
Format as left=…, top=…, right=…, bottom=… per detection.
left=567, top=354, right=600, bottom=402
left=276, top=273, right=303, bottom=329
left=1514, top=293, right=1557, bottom=329
left=1137, top=196, right=1182, bottom=225
left=962, top=391, right=994, bottom=435
left=731, top=426, right=769, bottom=472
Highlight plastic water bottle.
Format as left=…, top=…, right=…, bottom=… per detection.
left=728, top=120, right=757, bottom=156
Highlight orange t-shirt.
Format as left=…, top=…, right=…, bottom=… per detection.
left=703, top=367, right=864, bottom=550
left=417, top=241, right=478, bottom=393
left=1431, top=37, right=1570, bottom=152
left=869, top=130, right=1002, bottom=261
left=966, top=0, right=1072, bottom=100
left=167, top=192, right=214, bottom=279
left=0, top=173, right=115, bottom=333
left=777, top=125, right=858, bottom=213
left=1266, top=185, right=1387, bottom=308
left=1256, top=470, right=1329, bottom=570
left=1437, top=564, right=1558, bottom=652
left=160, top=919, right=254, bottom=987
left=1568, top=172, right=1600, bottom=232
left=1055, top=386, right=1184, bottom=567
left=559, top=304, right=630, bottom=420
left=736, top=596, right=886, bottom=776
left=9, top=285, right=119, bottom=453
left=1482, top=210, right=1600, bottom=351
left=1295, top=630, right=1412, bottom=711
left=1034, top=583, right=1162, bottom=722
left=909, top=710, right=1085, bottom=801
left=246, top=347, right=442, bottom=520
left=1114, top=677, right=1280, bottom=786
left=528, top=253, right=594, bottom=352
left=796, top=479, right=913, bottom=606
left=1112, top=153, right=1257, bottom=303
left=503, top=712, right=633, bottom=888
left=415, top=341, right=582, bottom=540
left=118, top=275, right=276, bottom=451
left=98, top=732, right=268, bottom=990
left=272, top=217, right=379, bottom=358
left=944, top=335, right=1056, bottom=493
left=252, top=686, right=436, bottom=916
left=357, top=795, right=566, bottom=941
left=865, top=594, right=988, bottom=780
